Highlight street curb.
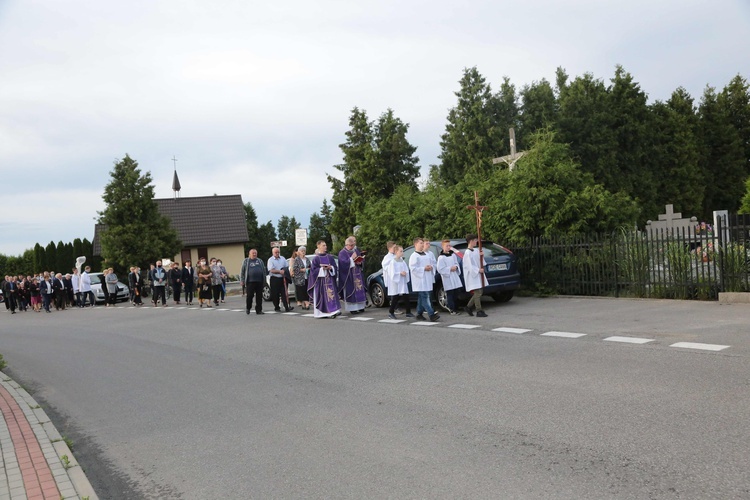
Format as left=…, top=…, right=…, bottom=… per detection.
left=718, top=292, right=750, bottom=304
left=0, top=371, right=98, bottom=500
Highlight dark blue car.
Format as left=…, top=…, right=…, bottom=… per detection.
left=366, top=239, right=520, bottom=310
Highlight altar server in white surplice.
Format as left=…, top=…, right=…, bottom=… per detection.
left=386, top=245, right=412, bottom=319
left=437, top=239, right=462, bottom=315
left=408, top=238, right=439, bottom=322
left=463, top=233, right=489, bottom=317
left=381, top=241, right=396, bottom=293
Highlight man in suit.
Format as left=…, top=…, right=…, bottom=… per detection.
left=53, top=273, right=67, bottom=310
left=2, top=276, right=18, bottom=314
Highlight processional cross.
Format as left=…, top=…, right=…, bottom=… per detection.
left=466, top=191, right=487, bottom=268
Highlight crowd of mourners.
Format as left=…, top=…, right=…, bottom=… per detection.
left=2, top=233, right=491, bottom=321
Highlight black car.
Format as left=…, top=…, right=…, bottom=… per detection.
left=366, top=239, right=520, bottom=310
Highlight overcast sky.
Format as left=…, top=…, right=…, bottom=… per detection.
left=1, top=0, right=748, bottom=256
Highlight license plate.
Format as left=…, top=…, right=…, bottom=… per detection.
left=488, top=263, right=508, bottom=272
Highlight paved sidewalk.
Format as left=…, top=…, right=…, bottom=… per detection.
left=0, top=373, right=96, bottom=500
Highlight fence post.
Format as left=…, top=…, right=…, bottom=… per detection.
left=611, top=232, right=619, bottom=298
left=716, top=214, right=725, bottom=293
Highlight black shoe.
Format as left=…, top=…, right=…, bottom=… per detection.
left=246, top=309, right=251, bottom=315
left=476, top=310, right=488, bottom=317
left=416, top=314, right=426, bottom=321
left=450, top=310, right=459, bottom=315
left=256, top=311, right=265, bottom=315
left=274, top=308, right=281, bottom=312
left=464, top=306, right=474, bottom=317
left=285, top=306, right=294, bottom=312
left=388, top=313, right=397, bottom=320
left=405, top=312, right=414, bottom=318
left=429, top=313, right=440, bottom=322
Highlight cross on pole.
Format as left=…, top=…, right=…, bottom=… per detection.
left=466, top=191, right=487, bottom=268
left=492, top=127, right=526, bottom=171
left=171, top=155, right=178, bottom=170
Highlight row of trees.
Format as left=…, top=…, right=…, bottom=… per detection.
left=243, top=200, right=334, bottom=263
left=326, top=66, right=750, bottom=271
left=0, top=238, right=100, bottom=278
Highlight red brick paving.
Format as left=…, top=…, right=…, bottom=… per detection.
left=0, top=384, right=60, bottom=500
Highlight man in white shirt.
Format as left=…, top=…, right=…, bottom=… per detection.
left=267, top=246, right=293, bottom=312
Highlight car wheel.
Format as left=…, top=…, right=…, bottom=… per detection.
left=262, top=284, right=271, bottom=302
left=492, top=291, right=514, bottom=303
left=436, top=285, right=449, bottom=311
left=369, top=282, right=387, bottom=308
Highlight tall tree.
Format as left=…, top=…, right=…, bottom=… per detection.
left=55, top=241, right=67, bottom=272
left=519, top=78, right=557, bottom=147
left=98, top=154, right=181, bottom=273
left=556, top=73, right=619, bottom=193
left=435, top=67, right=506, bottom=184
left=720, top=75, right=750, bottom=175
left=699, top=85, right=746, bottom=214
left=73, top=238, right=83, bottom=260
left=44, top=241, right=56, bottom=272
left=276, top=215, right=300, bottom=245
left=308, top=199, right=333, bottom=250
left=608, top=66, right=656, bottom=218
left=486, top=129, right=639, bottom=243
left=328, top=107, right=373, bottom=239
left=647, top=89, right=704, bottom=217
left=33, top=243, right=44, bottom=273
left=244, top=202, right=261, bottom=254
left=328, top=107, right=420, bottom=240
left=256, top=221, right=277, bottom=262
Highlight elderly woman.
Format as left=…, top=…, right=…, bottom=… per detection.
left=105, top=268, right=119, bottom=306
left=290, top=246, right=311, bottom=310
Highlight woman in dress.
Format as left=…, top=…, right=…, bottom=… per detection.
left=197, top=259, right=213, bottom=308
left=291, top=246, right=311, bottom=310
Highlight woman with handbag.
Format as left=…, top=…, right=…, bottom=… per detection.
left=291, top=246, right=311, bottom=310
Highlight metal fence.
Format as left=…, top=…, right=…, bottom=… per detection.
left=508, top=215, right=750, bottom=300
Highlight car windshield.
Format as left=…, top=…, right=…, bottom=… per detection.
left=90, top=274, right=102, bottom=285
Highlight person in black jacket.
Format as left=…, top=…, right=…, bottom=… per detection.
left=128, top=266, right=143, bottom=306
left=182, top=260, right=194, bottom=306
left=169, top=262, right=182, bottom=305
left=2, top=276, right=18, bottom=314
left=53, top=273, right=67, bottom=310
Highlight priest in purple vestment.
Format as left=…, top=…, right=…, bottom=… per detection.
left=307, top=240, right=341, bottom=318
left=338, top=235, right=367, bottom=314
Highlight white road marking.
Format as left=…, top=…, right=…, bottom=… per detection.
left=492, top=327, right=532, bottom=334
left=448, top=324, right=481, bottom=329
left=604, top=336, right=654, bottom=344
left=282, top=312, right=300, bottom=316
left=410, top=322, right=439, bottom=326
left=541, top=331, right=587, bottom=339
left=231, top=309, right=245, bottom=312
left=302, top=314, right=316, bottom=317
left=378, top=319, right=406, bottom=324
left=350, top=317, right=374, bottom=321
left=670, top=342, right=730, bottom=351
left=264, top=311, right=278, bottom=314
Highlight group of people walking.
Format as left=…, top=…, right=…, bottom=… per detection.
left=4, top=234, right=490, bottom=319
left=127, top=258, right=230, bottom=308
left=2, top=266, right=100, bottom=314
left=239, top=233, right=488, bottom=321
left=240, top=236, right=368, bottom=318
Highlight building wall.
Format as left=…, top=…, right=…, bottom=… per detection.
left=170, top=243, right=246, bottom=277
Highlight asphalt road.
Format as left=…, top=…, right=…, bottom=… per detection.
left=1, top=296, right=749, bottom=499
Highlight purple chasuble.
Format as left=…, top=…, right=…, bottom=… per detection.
left=308, top=253, right=341, bottom=316
left=338, top=247, right=367, bottom=305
